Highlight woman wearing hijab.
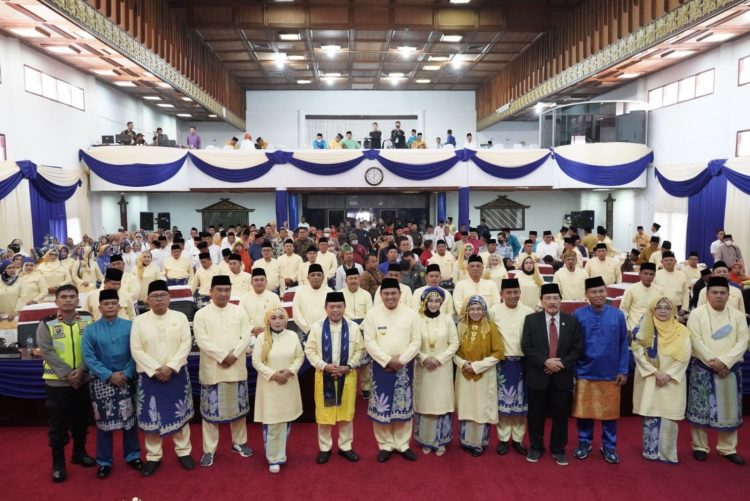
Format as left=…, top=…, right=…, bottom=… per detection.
left=96, top=244, right=113, bottom=274
left=453, top=242, right=474, bottom=283
left=483, top=254, right=508, bottom=290
left=36, top=248, right=72, bottom=301
left=413, top=287, right=459, bottom=456
left=252, top=307, right=304, bottom=473
left=0, top=260, right=21, bottom=320
left=516, top=257, right=543, bottom=310
left=454, top=295, right=504, bottom=456
left=632, top=296, right=691, bottom=463
left=134, top=251, right=163, bottom=305
left=15, top=258, right=48, bottom=312
left=73, top=246, right=103, bottom=292
left=58, top=246, right=75, bottom=276
left=121, top=241, right=138, bottom=273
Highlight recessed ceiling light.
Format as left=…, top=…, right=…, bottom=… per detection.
left=181, top=97, right=193, bottom=101
left=398, top=46, right=417, bottom=53
left=274, top=53, right=287, bottom=68
left=208, top=114, right=217, bottom=118
left=288, top=55, right=305, bottom=61
left=699, top=32, right=736, bottom=43
left=416, top=79, right=431, bottom=84
left=322, top=72, right=341, bottom=77
left=93, top=69, right=117, bottom=76
left=321, top=45, right=341, bottom=52
left=449, top=0, right=471, bottom=3
left=156, top=103, right=174, bottom=108
left=440, top=34, right=463, bottom=43
left=143, top=96, right=162, bottom=100
left=662, top=50, right=696, bottom=59
left=618, top=73, right=641, bottom=79
left=75, top=30, right=95, bottom=40
left=423, top=65, right=441, bottom=71
left=176, top=113, right=192, bottom=117
left=143, top=71, right=154, bottom=78
left=114, top=81, right=136, bottom=87
left=279, top=33, right=301, bottom=41
left=297, top=79, right=311, bottom=84
left=46, top=46, right=78, bottom=54
left=324, top=77, right=336, bottom=85
left=389, top=72, right=405, bottom=77
left=10, top=27, right=47, bottom=38
left=428, top=56, right=451, bottom=62
left=157, top=82, right=171, bottom=88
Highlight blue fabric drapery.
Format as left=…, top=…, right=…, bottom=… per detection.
left=189, top=152, right=275, bottom=182
left=555, top=150, right=653, bottom=186
left=275, top=189, right=289, bottom=227
left=464, top=150, right=552, bottom=179
left=686, top=166, right=727, bottom=268
left=375, top=151, right=461, bottom=181
left=437, top=192, right=447, bottom=224
left=655, top=164, right=714, bottom=197
left=722, top=164, right=750, bottom=196
left=80, top=150, right=185, bottom=187
left=0, top=170, right=24, bottom=199
left=458, top=187, right=470, bottom=228
left=16, top=161, right=81, bottom=202
left=29, top=186, right=67, bottom=246
left=289, top=193, right=300, bottom=229
left=280, top=151, right=366, bottom=175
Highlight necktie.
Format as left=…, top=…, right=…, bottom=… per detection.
left=548, top=317, right=558, bottom=358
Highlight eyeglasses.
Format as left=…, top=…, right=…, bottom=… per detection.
left=654, top=306, right=672, bottom=311
left=149, top=293, right=170, bottom=300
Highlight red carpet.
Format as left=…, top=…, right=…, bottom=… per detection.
left=1, top=400, right=746, bottom=501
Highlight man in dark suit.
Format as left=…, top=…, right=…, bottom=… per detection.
left=521, top=283, right=583, bottom=466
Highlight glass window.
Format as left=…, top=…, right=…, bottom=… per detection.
left=695, top=69, right=714, bottom=97
left=738, top=130, right=750, bottom=157
left=648, top=87, right=663, bottom=109
left=678, top=75, right=696, bottom=102
left=739, top=56, right=749, bottom=86
left=71, top=86, right=85, bottom=110
left=662, top=82, right=678, bottom=106
left=24, top=66, right=42, bottom=95
left=56, top=80, right=71, bottom=106
left=41, top=73, right=57, bottom=100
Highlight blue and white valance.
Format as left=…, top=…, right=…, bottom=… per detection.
left=553, top=143, right=653, bottom=186
left=466, top=149, right=552, bottom=179
left=80, top=147, right=186, bottom=187
left=189, top=150, right=275, bottom=182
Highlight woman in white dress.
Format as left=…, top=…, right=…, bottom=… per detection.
left=14, top=259, right=48, bottom=313
left=36, top=248, right=72, bottom=301
left=252, top=307, right=304, bottom=473
left=516, top=257, right=543, bottom=310
left=413, top=287, right=459, bottom=456
left=483, top=254, right=508, bottom=290
left=632, top=296, right=691, bottom=463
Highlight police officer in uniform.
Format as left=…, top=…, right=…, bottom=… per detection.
left=37, top=284, right=96, bottom=482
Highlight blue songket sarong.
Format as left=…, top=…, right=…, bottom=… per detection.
left=137, top=366, right=194, bottom=436
left=686, top=358, right=743, bottom=431
left=367, top=363, right=414, bottom=423
left=497, top=356, right=526, bottom=415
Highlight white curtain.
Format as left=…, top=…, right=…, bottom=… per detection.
left=304, top=119, right=419, bottom=149
left=0, top=178, right=33, bottom=249
left=65, top=172, right=91, bottom=242
left=723, top=183, right=750, bottom=267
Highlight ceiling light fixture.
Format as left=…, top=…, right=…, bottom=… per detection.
left=157, top=82, right=171, bottom=88
left=423, top=65, right=441, bottom=71
left=388, top=72, right=405, bottom=77
left=428, top=56, right=451, bottom=62
left=143, top=96, right=162, bottom=101
left=288, top=55, right=305, bottom=61
left=440, top=34, right=463, bottom=43
left=698, top=32, right=736, bottom=43
left=176, top=113, right=192, bottom=117
left=297, top=79, right=311, bottom=84
left=618, top=73, right=641, bottom=79
left=322, top=72, right=341, bottom=77
left=415, top=79, right=431, bottom=84
left=449, top=0, right=471, bottom=4
left=10, top=27, right=47, bottom=38
left=156, top=103, right=175, bottom=108
left=321, top=45, right=341, bottom=52
left=661, top=50, right=696, bottom=59
left=398, top=46, right=417, bottom=53
left=113, top=81, right=136, bottom=87
left=46, top=46, right=79, bottom=54
left=181, top=97, right=193, bottom=101
left=274, top=52, right=287, bottom=68
left=279, top=33, right=301, bottom=41
left=93, top=69, right=117, bottom=76
left=208, top=114, right=217, bottom=118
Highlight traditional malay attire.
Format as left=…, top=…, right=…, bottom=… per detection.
left=427, top=244, right=456, bottom=282
left=695, top=262, right=746, bottom=313
left=134, top=253, right=163, bottom=303
left=163, top=245, right=193, bottom=286
left=452, top=255, right=500, bottom=315
left=15, top=259, right=48, bottom=312
left=37, top=249, right=72, bottom=301
left=572, top=277, right=629, bottom=464
left=585, top=243, right=622, bottom=285
left=193, top=275, right=253, bottom=466
left=363, top=278, right=421, bottom=461
left=341, top=268, right=373, bottom=323
left=632, top=296, right=691, bottom=463
left=130, top=280, right=194, bottom=476
left=189, top=252, right=220, bottom=308
left=654, top=251, right=691, bottom=310
left=84, top=268, right=137, bottom=321
left=72, top=248, right=104, bottom=293
left=619, top=263, right=664, bottom=332
left=412, top=284, right=454, bottom=316
left=227, top=254, right=252, bottom=296
left=553, top=259, right=588, bottom=301
left=252, top=242, right=283, bottom=293
left=252, top=307, right=304, bottom=473
left=277, top=241, right=303, bottom=288
left=291, top=263, right=332, bottom=337
left=686, top=276, right=748, bottom=465
left=111, top=255, right=140, bottom=306
left=305, top=292, right=366, bottom=463
left=81, top=289, right=141, bottom=476
left=454, top=295, right=504, bottom=455
left=515, top=258, right=543, bottom=310
left=413, top=287, right=459, bottom=455
left=489, top=278, right=534, bottom=455
left=239, top=268, right=282, bottom=334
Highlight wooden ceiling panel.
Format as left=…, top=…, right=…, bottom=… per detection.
left=311, top=30, right=349, bottom=40
left=394, top=7, right=433, bottom=27
left=310, top=6, right=349, bottom=26
left=353, top=62, right=381, bottom=70
left=198, top=28, right=241, bottom=40
left=194, top=7, right=233, bottom=25
left=237, top=6, right=264, bottom=25
left=353, top=8, right=389, bottom=27
left=354, top=52, right=382, bottom=62
left=499, top=31, right=541, bottom=43
left=267, top=6, right=306, bottom=26
left=436, top=9, right=476, bottom=28
left=391, top=30, right=431, bottom=42
left=354, top=41, right=386, bottom=51
left=241, top=29, right=270, bottom=40
left=218, top=51, right=251, bottom=61
left=208, top=41, right=246, bottom=51
left=355, top=30, right=388, bottom=40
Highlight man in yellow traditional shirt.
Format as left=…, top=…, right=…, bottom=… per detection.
left=632, top=226, right=650, bottom=249
left=163, top=244, right=194, bottom=286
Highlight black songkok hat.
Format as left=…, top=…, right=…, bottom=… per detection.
left=222, top=248, right=231, bottom=257
left=700, top=268, right=711, bottom=277
left=662, top=251, right=675, bottom=259
left=524, top=239, right=533, bottom=245
left=712, top=261, right=728, bottom=271
left=171, top=244, right=181, bottom=251
left=104, top=268, right=123, bottom=281
left=594, top=243, right=607, bottom=250
left=99, top=289, right=119, bottom=302
left=345, top=267, right=359, bottom=277
left=662, top=241, right=672, bottom=250
left=688, top=251, right=699, bottom=258
left=198, top=252, right=211, bottom=260
left=543, top=230, right=552, bottom=236
left=706, top=276, right=729, bottom=289
left=650, top=236, right=660, bottom=243
left=436, top=239, right=446, bottom=246
left=325, top=291, right=345, bottom=304
left=501, top=278, right=520, bottom=290
left=251, top=268, right=266, bottom=277
left=630, top=248, right=641, bottom=256
left=109, top=254, right=123, bottom=263
left=540, top=283, right=561, bottom=298
left=148, top=280, right=169, bottom=294
left=388, top=263, right=401, bottom=272
left=284, top=239, right=294, bottom=245
left=584, top=277, right=605, bottom=290
left=307, top=245, right=318, bottom=253
left=467, top=254, right=483, bottom=264
left=426, top=263, right=441, bottom=274
left=261, top=240, right=273, bottom=248
left=488, top=239, right=497, bottom=244
left=211, top=275, right=232, bottom=287
left=308, top=263, right=323, bottom=274
left=228, top=253, right=242, bottom=262
left=529, top=231, right=538, bottom=236
left=640, top=262, right=656, bottom=271
left=380, top=278, right=400, bottom=291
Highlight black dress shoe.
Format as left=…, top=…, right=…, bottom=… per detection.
left=496, top=441, right=510, bottom=455
left=338, top=449, right=359, bottom=462
left=377, top=450, right=392, bottom=463
left=52, top=467, right=67, bottom=483
left=470, top=449, right=484, bottom=457
left=722, top=453, right=746, bottom=465
left=692, top=450, right=708, bottom=462
left=71, top=453, right=96, bottom=467
left=141, top=460, right=161, bottom=477
left=97, top=466, right=111, bottom=479
left=400, top=449, right=418, bottom=461
left=316, top=450, right=331, bottom=464
left=127, top=459, right=143, bottom=471
left=511, top=441, right=528, bottom=456
left=178, top=455, right=195, bottom=470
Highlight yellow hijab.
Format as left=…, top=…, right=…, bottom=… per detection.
left=261, top=306, right=288, bottom=364
left=634, top=296, right=689, bottom=362
left=456, top=296, right=504, bottom=381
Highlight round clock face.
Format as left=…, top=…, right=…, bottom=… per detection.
left=365, top=167, right=384, bottom=186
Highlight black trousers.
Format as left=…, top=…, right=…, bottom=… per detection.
left=45, top=383, right=91, bottom=451
left=527, top=384, right=572, bottom=455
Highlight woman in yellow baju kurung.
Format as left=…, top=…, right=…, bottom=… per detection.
left=483, top=254, right=508, bottom=290
left=36, top=248, right=71, bottom=301
left=14, top=259, right=48, bottom=313
left=454, top=295, right=504, bottom=456
left=0, top=261, right=20, bottom=320
left=252, top=307, right=304, bottom=473
left=452, top=242, right=473, bottom=283
left=632, top=297, right=691, bottom=463
left=413, top=287, right=459, bottom=456
left=134, top=251, right=164, bottom=304
left=71, top=246, right=103, bottom=293
left=516, top=257, right=543, bottom=310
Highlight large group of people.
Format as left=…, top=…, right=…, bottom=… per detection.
left=0, top=216, right=747, bottom=484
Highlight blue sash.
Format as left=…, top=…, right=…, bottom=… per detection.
left=322, top=318, right=349, bottom=407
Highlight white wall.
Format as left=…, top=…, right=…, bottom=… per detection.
left=147, top=192, right=276, bottom=232
left=246, top=90, right=476, bottom=149
left=95, top=84, right=177, bottom=141
left=477, top=121, right=539, bottom=148
left=176, top=121, right=244, bottom=150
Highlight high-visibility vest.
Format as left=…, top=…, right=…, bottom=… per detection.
left=42, top=313, right=93, bottom=381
